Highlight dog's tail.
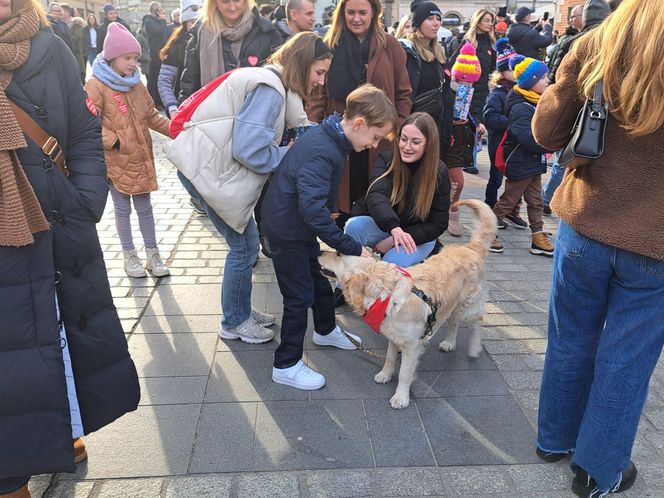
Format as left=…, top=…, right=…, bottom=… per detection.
left=452, top=199, right=497, bottom=257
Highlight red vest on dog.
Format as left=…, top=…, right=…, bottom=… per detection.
left=362, top=267, right=411, bottom=333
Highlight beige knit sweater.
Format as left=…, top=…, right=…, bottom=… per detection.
left=533, top=39, right=664, bottom=261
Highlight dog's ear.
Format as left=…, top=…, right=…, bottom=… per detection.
left=341, top=271, right=370, bottom=315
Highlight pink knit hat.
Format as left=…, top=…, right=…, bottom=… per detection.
left=103, top=22, right=141, bottom=61
left=451, top=43, right=482, bottom=83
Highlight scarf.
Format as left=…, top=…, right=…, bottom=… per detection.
left=92, top=53, right=141, bottom=92
left=327, top=27, right=373, bottom=102
left=514, top=85, right=541, bottom=105
left=199, top=12, right=255, bottom=87
left=0, top=10, right=50, bottom=247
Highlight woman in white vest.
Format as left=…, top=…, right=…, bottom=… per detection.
left=166, top=32, right=333, bottom=344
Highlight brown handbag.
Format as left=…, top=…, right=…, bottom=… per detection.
left=8, top=100, right=69, bottom=177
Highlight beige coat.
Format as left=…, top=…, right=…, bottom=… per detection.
left=85, top=79, right=170, bottom=195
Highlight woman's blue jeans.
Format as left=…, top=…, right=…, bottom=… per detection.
left=538, top=220, right=664, bottom=491
left=177, top=172, right=258, bottom=328
left=542, top=152, right=565, bottom=207
left=344, top=216, right=436, bottom=267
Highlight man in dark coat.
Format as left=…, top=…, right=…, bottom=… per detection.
left=97, top=3, right=133, bottom=49
left=507, top=6, right=553, bottom=60
left=1, top=26, right=140, bottom=492
left=47, top=2, right=74, bottom=52
left=143, top=1, right=170, bottom=108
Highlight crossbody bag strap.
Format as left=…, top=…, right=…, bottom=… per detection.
left=8, top=100, right=69, bottom=177
left=590, top=80, right=606, bottom=117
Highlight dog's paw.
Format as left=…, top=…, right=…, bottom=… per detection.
left=389, top=392, right=410, bottom=409
left=468, top=344, right=482, bottom=358
left=438, top=340, right=457, bottom=352
left=374, top=371, right=393, bottom=384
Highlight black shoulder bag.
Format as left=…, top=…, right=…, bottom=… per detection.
left=558, top=80, right=608, bottom=169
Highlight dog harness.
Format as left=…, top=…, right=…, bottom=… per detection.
left=362, top=266, right=440, bottom=338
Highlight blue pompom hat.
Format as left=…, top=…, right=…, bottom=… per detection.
left=510, top=54, right=548, bottom=90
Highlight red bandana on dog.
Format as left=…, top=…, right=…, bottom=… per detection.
left=362, top=266, right=411, bottom=333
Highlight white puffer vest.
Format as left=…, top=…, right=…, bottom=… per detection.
left=164, top=66, right=308, bottom=233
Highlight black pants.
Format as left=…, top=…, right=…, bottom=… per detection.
left=270, top=239, right=336, bottom=369
left=147, top=57, right=163, bottom=109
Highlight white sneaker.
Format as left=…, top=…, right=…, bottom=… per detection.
left=220, top=317, right=274, bottom=344
left=146, top=247, right=170, bottom=277
left=312, top=325, right=360, bottom=350
left=123, top=250, right=147, bottom=278
left=250, top=308, right=276, bottom=327
left=272, top=360, right=325, bottom=390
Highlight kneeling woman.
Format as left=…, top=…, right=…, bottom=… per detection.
left=345, top=112, right=451, bottom=267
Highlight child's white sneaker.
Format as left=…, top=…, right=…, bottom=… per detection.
left=272, top=360, right=325, bottom=390
left=146, top=247, right=170, bottom=277
left=313, top=325, right=360, bottom=350
left=123, top=250, right=147, bottom=278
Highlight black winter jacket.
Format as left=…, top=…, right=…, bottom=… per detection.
left=507, top=22, right=552, bottom=60
left=448, top=33, right=495, bottom=124
left=82, top=25, right=99, bottom=55
left=483, top=80, right=515, bottom=163
left=179, top=11, right=281, bottom=102
left=142, top=14, right=169, bottom=58
left=0, top=30, right=140, bottom=478
left=350, top=151, right=451, bottom=245
left=502, top=90, right=548, bottom=180
left=400, top=40, right=453, bottom=156
left=261, top=115, right=363, bottom=256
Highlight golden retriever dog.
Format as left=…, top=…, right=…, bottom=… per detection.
left=319, top=200, right=496, bottom=409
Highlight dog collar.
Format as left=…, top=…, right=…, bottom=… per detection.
left=362, top=266, right=412, bottom=333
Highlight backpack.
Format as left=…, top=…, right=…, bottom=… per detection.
left=169, top=69, right=237, bottom=138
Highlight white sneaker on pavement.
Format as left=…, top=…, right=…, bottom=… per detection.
left=220, top=317, right=274, bottom=344
left=312, top=325, right=361, bottom=350
left=123, top=250, right=147, bottom=278
left=272, top=360, right=325, bottom=390
left=250, top=308, right=276, bottom=327
left=145, top=247, right=170, bottom=277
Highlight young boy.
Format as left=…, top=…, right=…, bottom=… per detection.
left=260, top=85, right=397, bottom=390
left=491, top=55, right=554, bottom=256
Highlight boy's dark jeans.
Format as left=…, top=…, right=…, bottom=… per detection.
left=270, top=239, right=336, bottom=369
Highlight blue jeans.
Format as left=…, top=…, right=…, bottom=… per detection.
left=542, top=152, right=565, bottom=207
left=344, top=216, right=436, bottom=267
left=87, top=48, right=97, bottom=67
left=177, top=172, right=258, bottom=327
left=538, top=221, right=664, bottom=491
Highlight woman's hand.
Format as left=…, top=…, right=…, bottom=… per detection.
left=374, top=236, right=394, bottom=255
left=361, top=247, right=373, bottom=258
left=390, top=227, right=417, bottom=255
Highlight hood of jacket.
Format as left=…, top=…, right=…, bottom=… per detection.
left=273, top=18, right=292, bottom=38
left=583, top=0, right=611, bottom=28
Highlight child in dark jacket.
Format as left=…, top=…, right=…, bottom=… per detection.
left=260, top=86, right=397, bottom=391
left=491, top=55, right=554, bottom=256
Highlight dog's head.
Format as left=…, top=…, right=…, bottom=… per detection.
left=319, top=252, right=405, bottom=316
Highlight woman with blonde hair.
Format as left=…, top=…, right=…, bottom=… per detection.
left=345, top=111, right=451, bottom=267
left=448, top=8, right=496, bottom=175
left=179, top=0, right=281, bottom=100
left=533, top=0, right=664, bottom=495
left=393, top=13, right=411, bottom=39
left=307, top=0, right=412, bottom=214
left=0, top=0, right=140, bottom=496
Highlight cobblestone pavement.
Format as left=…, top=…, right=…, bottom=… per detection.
left=30, top=134, right=664, bottom=497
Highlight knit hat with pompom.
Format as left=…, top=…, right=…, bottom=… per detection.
left=510, top=54, right=548, bottom=90
left=495, top=37, right=516, bottom=73
left=451, top=42, right=481, bottom=83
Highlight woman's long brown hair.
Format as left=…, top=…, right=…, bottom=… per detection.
left=324, top=0, right=386, bottom=51
left=368, top=112, right=440, bottom=221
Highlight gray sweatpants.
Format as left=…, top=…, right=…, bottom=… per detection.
left=109, top=184, right=157, bottom=251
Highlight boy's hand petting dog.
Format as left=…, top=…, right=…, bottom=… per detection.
left=361, top=247, right=373, bottom=258
left=390, top=227, right=416, bottom=254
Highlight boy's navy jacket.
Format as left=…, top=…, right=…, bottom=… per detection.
left=261, top=114, right=363, bottom=256
left=483, top=80, right=515, bottom=162
left=503, top=89, right=548, bottom=180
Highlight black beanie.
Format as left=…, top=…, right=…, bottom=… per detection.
left=410, top=1, right=443, bottom=29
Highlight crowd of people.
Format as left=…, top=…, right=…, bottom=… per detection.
left=1, top=0, right=663, bottom=497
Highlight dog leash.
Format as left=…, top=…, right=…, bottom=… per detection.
left=339, top=329, right=386, bottom=360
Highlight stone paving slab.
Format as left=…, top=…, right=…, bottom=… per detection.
left=32, top=132, right=664, bottom=497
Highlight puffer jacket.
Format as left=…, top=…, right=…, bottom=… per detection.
left=350, top=150, right=451, bottom=244
left=164, top=66, right=309, bottom=233
left=483, top=79, right=515, bottom=163
left=84, top=79, right=170, bottom=195
left=1, top=29, right=139, bottom=479
left=503, top=89, right=548, bottom=180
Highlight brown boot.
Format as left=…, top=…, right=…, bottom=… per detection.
left=73, top=437, right=88, bottom=464
left=531, top=232, right=554, bottom=257
left=0, top=484, right=31, bottom=498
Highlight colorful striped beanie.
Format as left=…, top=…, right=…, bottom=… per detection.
left=451, top=42, right=481, bottom=83
left=510, top=54, right=548, bottom=90
left=495, top=37, right=516, bottom=73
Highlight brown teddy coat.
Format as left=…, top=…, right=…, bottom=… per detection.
left=85, top=78, right=170, bottom=195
